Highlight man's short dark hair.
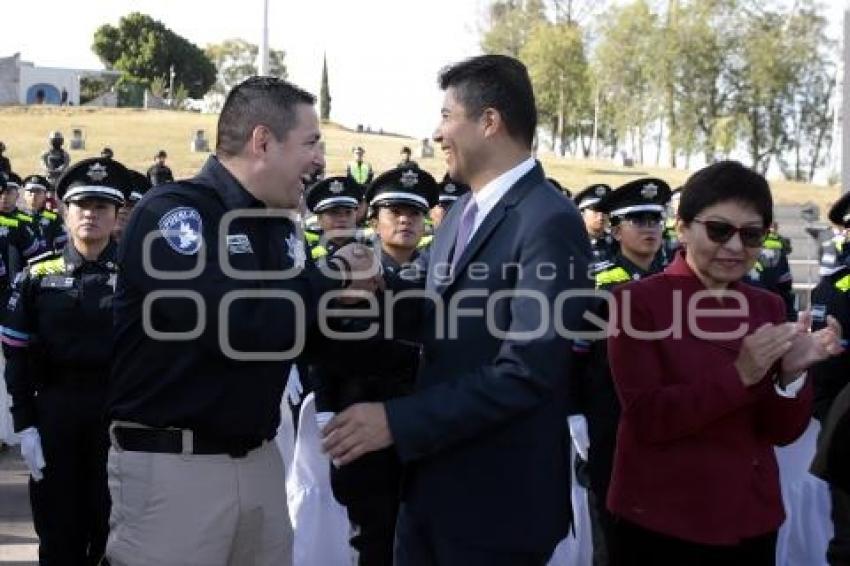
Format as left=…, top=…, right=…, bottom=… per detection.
left=216, top=76, right=316, bottom=158
left=678, top=160, right=773, bottom=228
left=438, top=54, right=537, bottom=148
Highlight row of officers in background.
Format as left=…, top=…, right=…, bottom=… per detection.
left=1, top=147, right=846, bottom=565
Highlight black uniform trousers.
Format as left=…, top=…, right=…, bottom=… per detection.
left=610, top=519, right=776, bottom=566
left=393, top=504, right=553, bottom=566
left=829, top=485, right=850, bottom=565
left=30, top=381, right=110, bottom=566
left=331, top=447, right=402, bottom=566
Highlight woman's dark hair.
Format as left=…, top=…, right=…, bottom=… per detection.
left=216, top=76, right=316, bottom=157
left=438, top=55, right=537, bottom=149
left=677, top=160, right=773, bottom=227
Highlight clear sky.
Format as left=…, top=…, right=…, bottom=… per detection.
left=1, top=0, right=846, bottom=139
left=1, top=0, right=484, bottom=138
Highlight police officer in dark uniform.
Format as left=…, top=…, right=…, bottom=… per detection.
left=21, top=175, right=67, bottom=251
left=810, top=192, right=850, bottom=566
left=313, top=166, right=437, bottom=565
left=146, top=149, right=174, bottom=186
left=111, top=170, right=151, bottom=242
left=574, top=183, right=617, bottom=269
left=567, top=177, right=671, bottom=566
left=744, top=224, right=796, bottom=320
left=428, top=173, right=470, bottom=230
left=40, top=132, right=70, bottom=186
left=303, top=175, right=365, bottom=260
left=0, top=141, right=11, bottom=176
left=1, top=156, right=130, bottom=565
left=0, top=176, right=42, bottom=301
left=106, top=76, right=380, bottom=565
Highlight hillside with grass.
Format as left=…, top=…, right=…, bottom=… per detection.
left=0, top=106, right=840, bottom=217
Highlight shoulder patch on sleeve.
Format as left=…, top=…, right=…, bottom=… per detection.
left=158, top=207, right=203, bottom=255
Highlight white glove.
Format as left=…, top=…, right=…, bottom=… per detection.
left=19, top=426, right=46, bottom=481
left=284, top=366, right=304, bottom=406
left=567, top=415, right=590, bottom=461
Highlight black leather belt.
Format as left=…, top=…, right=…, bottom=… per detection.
left=111, top=425, right=262, bottom=458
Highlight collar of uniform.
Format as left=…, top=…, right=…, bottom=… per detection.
left=193, top=156, right=265, bottom=211
left=63, top=240, right=118, bottom=272
left=614, top=253, right=652, bottom=280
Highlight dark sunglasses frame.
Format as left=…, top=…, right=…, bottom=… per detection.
left=692, top=218, right=766, bottom=248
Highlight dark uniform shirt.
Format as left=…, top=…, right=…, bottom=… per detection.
left=109, top=156, right=341, bottom=448
left=568, top=253, right=655, bottom=497
left=744, top=233, right=796, bottom=321
left=41, top=148, right=70, bottom=183
left=0, top=213, right=42, bottom=298
left=28, top=208, right=67, bottom=251
left=810, top=268, right=850, bottom=421
left=589, top=231, right=618, bottom=269
left=146, top=163, right=175, bottom=186
left=1, top=242, right=118, bottom=431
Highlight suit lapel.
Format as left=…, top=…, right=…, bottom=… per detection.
left=427, top=193, right=468, bottom=293
left=433, top=163, right=545, bottom=296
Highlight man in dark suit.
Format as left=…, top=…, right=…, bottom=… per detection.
left=323, top=54, right=592, bottom=564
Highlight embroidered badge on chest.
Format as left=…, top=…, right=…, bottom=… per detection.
left=159, top=207, right=203, bottom=255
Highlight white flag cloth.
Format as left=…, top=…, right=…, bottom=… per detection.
left=548, top=443, right=593, bottom=566
left=284, top=392, right=352, bottom=566
left=0, top=354, right=19, bottom=446
left=775, top=418, right=832, bottom=566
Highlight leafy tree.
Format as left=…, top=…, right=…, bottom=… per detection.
left=481, top=0, right=547, bottom=57
left=92, top=12, right=216, bottom=98
left=205, top=38, right=287, bottom=96
left=521, top=22, right=591, bottom=155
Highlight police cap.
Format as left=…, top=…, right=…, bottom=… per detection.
left=366, top=167, right=438, bottom=213
left=596, top=177, right=672, bottom=219
left=127, top=170, right=152, bottom=203
left=22, top=174, right=50, bottom=192
left=305, top=175, right=364, bottom=213
left=574, top=183, right=612, bottom=211
left=55, top=157, right=130, bottom=205
left=437, top=174, right=470, bottom=206
left=828, top=191, right=850, bottom=227
left=2, top=172, right=22, bottom=192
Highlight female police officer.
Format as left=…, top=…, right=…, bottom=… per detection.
left=1, top=156, right=129, bottom=565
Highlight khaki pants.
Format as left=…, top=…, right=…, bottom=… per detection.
left=105, top=438, right=292, bottom=566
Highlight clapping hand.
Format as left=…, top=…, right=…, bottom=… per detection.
left=780, top=310, right=843, bottom=384
left=735, top=322, right=797, bottom=387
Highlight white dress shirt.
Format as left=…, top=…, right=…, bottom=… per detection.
left=460, top=155, right=536, bottom=246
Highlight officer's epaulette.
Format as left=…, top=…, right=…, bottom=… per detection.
left=417, top=235, right=434, bottom=249
left=311, top=245, right=328, bottom=260
left=14, top=212, right=34, bottom=223
left=26, top=251, right=65, bottom=276
left=589, top=260, right=614, bottom=276
left=835, top=274, right=850, bottom=293
left=41, top=209, right=58, bottom=221
left=304, top=229, right=322, bottom=245
left=0, top=215, right=19, bottom=228
left=595, top=266, right=631, bottom=287
left=763, top=235, right=783, bottom=250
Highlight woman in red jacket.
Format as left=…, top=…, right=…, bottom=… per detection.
left=607, top=160, right=843, bottom=565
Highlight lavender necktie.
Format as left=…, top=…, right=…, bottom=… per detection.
left=452, top=199, right=478, bottom=269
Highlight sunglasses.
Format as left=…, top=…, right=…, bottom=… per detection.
left=692, top=218, right=766, bottom=248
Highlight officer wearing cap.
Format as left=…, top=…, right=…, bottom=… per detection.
left=0, top=175, right=42, bottom=296
left=574, top=183, right=618, bottom=269
left=312, top=166, right=436, bottom=565
left=146, top=149, right=174, bottom=186
left=41, top=131, right=70, bottom=186
left=429, top=173, right=470, bottom=229
left=304, top=175, right=365, bottom=259
left=112, top=170, right=151, bottom=242
left=347, top=146, right=374, bottom=187
left=1, top=156, right=130, bottom=565
left=2, top=173, right=46, bottom=253
left=21, top=174, right=66, bottom=251
left=567, top=177, right=671, bottom=564
left=810, top=191, right=850, bottom=566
